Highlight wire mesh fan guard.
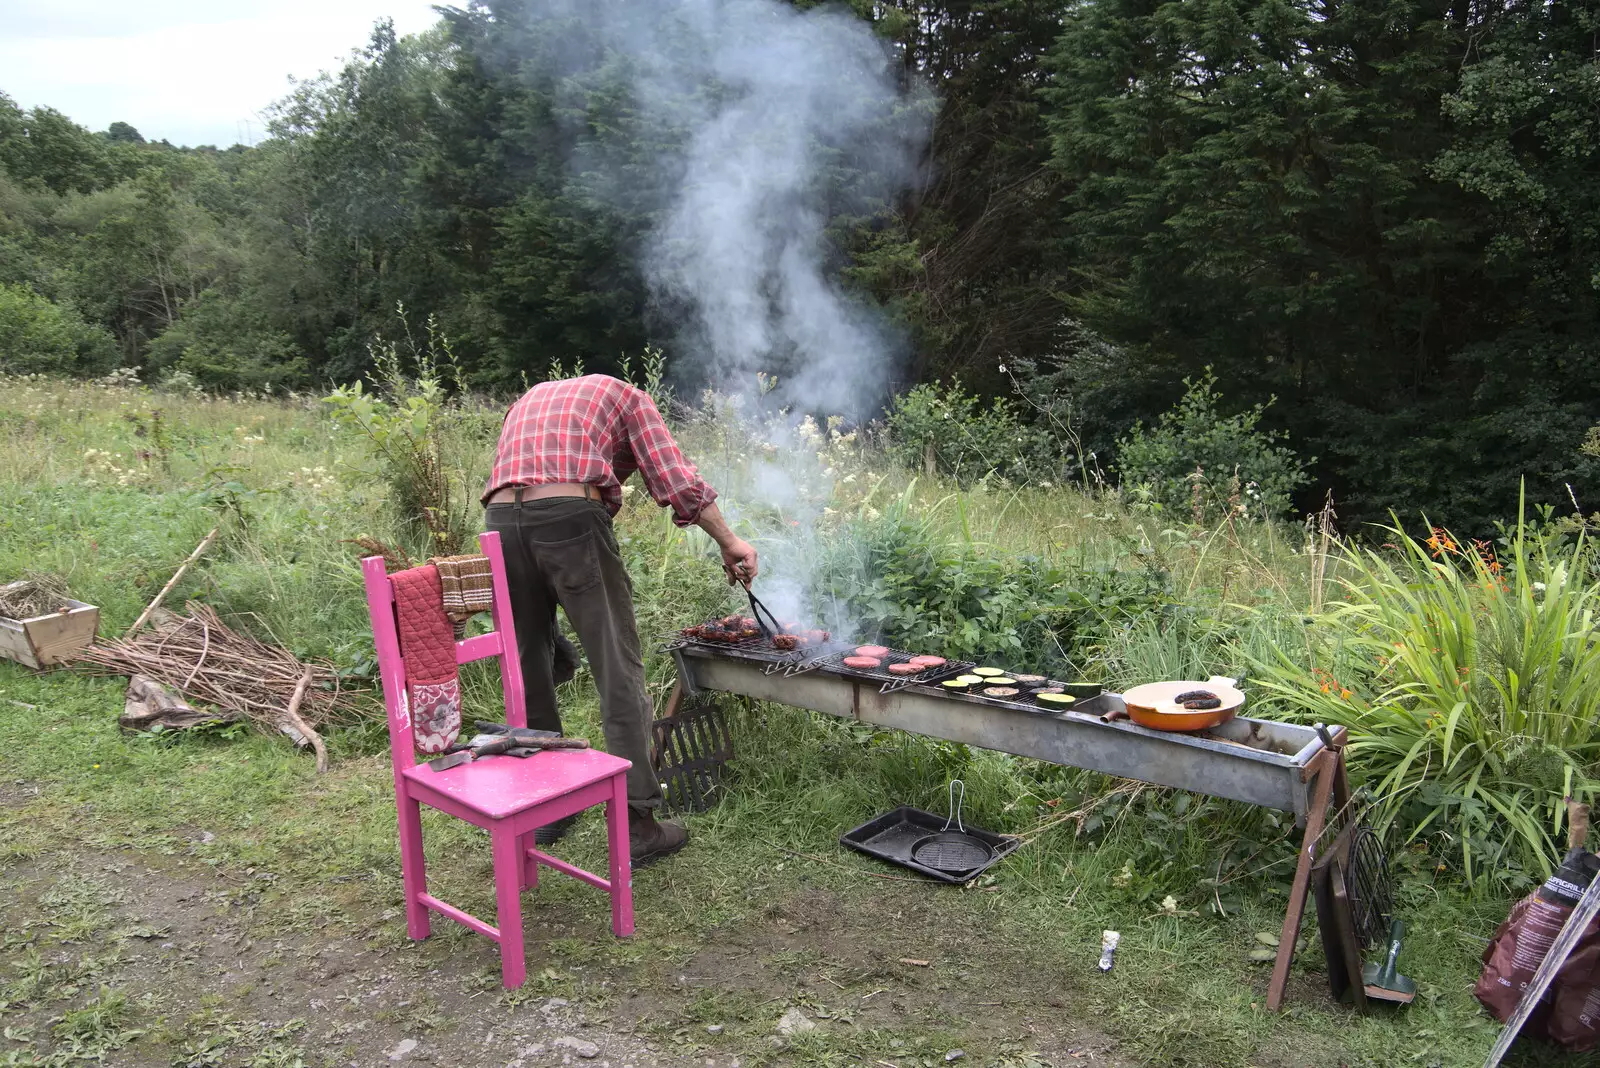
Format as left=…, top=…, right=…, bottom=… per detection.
left=1345, top=821, right=1395, bottom=950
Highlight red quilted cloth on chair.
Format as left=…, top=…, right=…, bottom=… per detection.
left=390, top=564, right=462, bottom=754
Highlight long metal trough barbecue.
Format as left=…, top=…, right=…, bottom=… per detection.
left=668, top=640, right=1348, bottom=1012
left=672, top=646, right=1326, bottom=820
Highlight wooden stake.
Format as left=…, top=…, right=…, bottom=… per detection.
left=1568, top=797, right=1590, bottom=851
left=1267, top=748, right=1338, bottom=1011
left=126, top=526, right=220, bottom=637
left=659, top=679, right=684, bottom=720
left=280, top=668, right=328, bottom=774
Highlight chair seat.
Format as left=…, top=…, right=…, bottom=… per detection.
left=403, top=748, right=632, bottom=820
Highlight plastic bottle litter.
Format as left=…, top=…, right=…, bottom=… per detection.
left=1099, top=930, right=1120, bottom=972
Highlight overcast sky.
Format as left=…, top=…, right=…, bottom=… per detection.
left=0, top=1, right=445, bottom=148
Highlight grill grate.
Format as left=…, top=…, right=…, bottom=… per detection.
left=664, top=633, right=840, bottom=675
left=650, top=688, right=734, bottom=814
left=1346, top=821, right=1395, bottom=950
left=780, top=642, right=854, bottom=678
left=816, top=649, right=975, bottom=694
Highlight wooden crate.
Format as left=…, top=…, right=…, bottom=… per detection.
left=0, top=599, right=99, bottom=669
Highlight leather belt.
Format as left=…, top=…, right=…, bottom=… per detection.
left=486, top=483, right=602, bottom=505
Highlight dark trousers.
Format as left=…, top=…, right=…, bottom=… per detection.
left=485, top=497, right=662, bottom=812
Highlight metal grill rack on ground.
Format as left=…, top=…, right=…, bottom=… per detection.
left=815, top=649, right=976, bottom=694
left=651, top=690, right=733, bottom=814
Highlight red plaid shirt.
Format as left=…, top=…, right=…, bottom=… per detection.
left=482, top=375, right=717, bottom=527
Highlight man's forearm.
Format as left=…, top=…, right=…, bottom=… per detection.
left=696, top=502, right=759, bottom=583
left=694, top=502, right=737, bottom=547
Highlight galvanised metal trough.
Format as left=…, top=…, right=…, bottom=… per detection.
left=673, top=648, right=1327, bottom=821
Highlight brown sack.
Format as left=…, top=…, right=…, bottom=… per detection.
left=1475, top=895, right=1562, bottom=1035
left=1548, top=924, right=1600, bottom=1051
left=1475, top=848, right=1600, bottom=1048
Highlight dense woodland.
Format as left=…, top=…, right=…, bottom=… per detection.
left=1, top=0, right=1597, bottom=530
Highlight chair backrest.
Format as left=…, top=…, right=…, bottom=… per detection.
left=362, top=529, right=527, bottom=776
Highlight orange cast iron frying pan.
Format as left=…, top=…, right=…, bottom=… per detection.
left=1117, top=680, right=1246, bottom=732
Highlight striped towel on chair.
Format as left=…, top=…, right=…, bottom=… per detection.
left=430, top=554, right=495, bottom=623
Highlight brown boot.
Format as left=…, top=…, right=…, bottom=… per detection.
left=629, top=808, right=688, bottom=868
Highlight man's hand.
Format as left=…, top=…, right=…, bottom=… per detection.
left=694, top=503, right=759, bottom=585
left=721, top=537, right=759, bottom=587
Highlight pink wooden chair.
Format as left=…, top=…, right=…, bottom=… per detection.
left=361, top=530, right=633, bottom=989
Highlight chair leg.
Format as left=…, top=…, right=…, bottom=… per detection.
left=395, top=794, right=431, bottom=940
left=491, top=825, right=527, bottom=989
left=519, top=830, right=539, bottom=890
left=607, top=774, right=635, bottom=937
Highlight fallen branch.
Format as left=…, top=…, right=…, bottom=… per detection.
left=127, top=527, right=220, bottom=638
left=279, top=668, right=329, bottom=774
left=1013, top=780, right=1146, bottom=845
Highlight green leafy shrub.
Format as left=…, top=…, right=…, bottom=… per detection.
left=1252, top=502, right=1600, bottom=888
left=823, top=490, right=1169, bottom=674
left=884, top=379, right=1064, bottom=486
left=144, top=290, right=306, bottom=392
left=1117, top=371, right=1309, bottom=522
left=324, top=311, right=475, bottom=555
left=0, top=283, right=116, bottom=375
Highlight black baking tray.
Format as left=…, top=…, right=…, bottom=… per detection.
left=840, top=806, right=1020, bottom=884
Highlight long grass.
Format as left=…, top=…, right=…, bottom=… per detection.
left=0, top=372, right=1546, bottom=1066
left=1252, top=501, right=1600, bottom=887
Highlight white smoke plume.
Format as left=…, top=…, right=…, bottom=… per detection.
left=641, top=3, right=923, bottom=419
left=511, top=0, right=931, bottom=630
left=517, top=0, right=930, bottom=418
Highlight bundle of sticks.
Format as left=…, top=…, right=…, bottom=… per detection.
left=76, top=601, right=363, bottom=770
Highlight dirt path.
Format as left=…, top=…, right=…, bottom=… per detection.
left=2, top=837, right=1124, bottom=1068
left=3, top=853, right=695, bottom=1067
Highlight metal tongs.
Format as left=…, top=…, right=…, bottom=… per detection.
left=425, top=721, right=592, bottom=771
left=739, top=579, right=784, bottom=641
